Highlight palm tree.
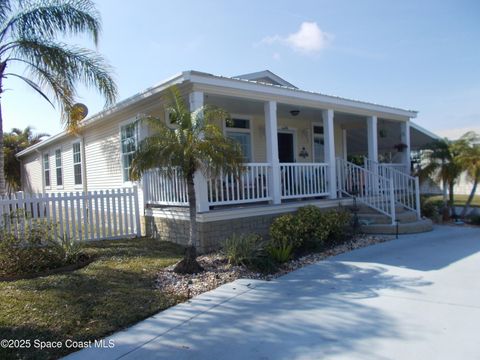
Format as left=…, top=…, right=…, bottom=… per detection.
left=3, top=126, right=48, bottom=191
left=0, top=0, right=118, bottom=195
left=458, top=131, right=480, bottom=218
left=418, top=135, right=470, bottom=219
left=131, top=86, right=244, bottom=274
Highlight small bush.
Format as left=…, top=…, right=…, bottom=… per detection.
left=269, top=214, right=302, bottom=249
left=470, top=214, right=480, bottom=225
left=222, top=233, right=263, bottom=266
left=267, top=239, right=293, bottom=264
left=322, top=209, right=352, bottom=245
left=0, top=220, right=85, bottom=277
left=421, top=197, right=444, bottom=221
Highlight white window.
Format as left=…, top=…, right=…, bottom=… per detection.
left=43, top=153, right=50, bottom=188
left=313, top=125, right=325, bottom=162
left=226, top=118, right=252, bottom=162
left=55, top=149, right=63, bottom=187
left=73, top=142, right=82, bottom=185
left=121, top=123, right=137, bottom=182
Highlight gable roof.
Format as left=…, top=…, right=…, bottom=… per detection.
left=233, top=70, right=298, bottom=89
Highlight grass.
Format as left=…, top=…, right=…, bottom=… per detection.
left=424, top=194, right=480, bottom=207
left=0, top=238, right=184, bottom=360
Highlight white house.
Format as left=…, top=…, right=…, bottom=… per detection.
left=17, top=70, right=438, bottom=251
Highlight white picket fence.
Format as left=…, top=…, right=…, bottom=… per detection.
left=0, top=187, right=141, bottom=241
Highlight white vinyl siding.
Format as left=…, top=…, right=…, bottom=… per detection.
left=120, top=123, right=137, bottom=182
left=43, top=153, right=50, bottom=188
left=73, top=142, right=82, bottom=185
left=55, top=149, right=63, bottom=187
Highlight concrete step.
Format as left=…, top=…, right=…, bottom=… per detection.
left=361, top=218, right=433, bottom=235
left=357, top=211, right=418, bottom=225
left=351, top=203, right=406, bottom=214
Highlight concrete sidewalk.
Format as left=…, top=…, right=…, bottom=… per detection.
left=65, top=225, right=480, bottom=360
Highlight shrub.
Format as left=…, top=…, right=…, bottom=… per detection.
left=267, top=239, right=293, bottom=264
left=269, top=214, right=302, bottom=249
left=222, top=233, right=263, bottom=266
left=470, top=214, right=480, bottom=225
left=322, top=209, right=352, bottom=245
left=0, top=220, right=85, bottom=277
left=421, top=197, right=444, bottom=221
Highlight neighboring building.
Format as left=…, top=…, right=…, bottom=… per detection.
left=17, top=70, right=439, bottom=251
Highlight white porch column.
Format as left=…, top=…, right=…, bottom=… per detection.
left=264, top=100, right=281, bottom=204
left=190, top=91, right=209, bottom=212
left=342, top=128, right=348, bottom=161
left=322, top=109, right=337, bottom=199
left=400, top=120, right=411, bottom=173
left=367, top=115, right=378, bottom=162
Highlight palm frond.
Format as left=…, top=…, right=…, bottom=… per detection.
left=0, top=0, right=101, bottom=44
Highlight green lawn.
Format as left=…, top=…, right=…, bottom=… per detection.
left=424, top=194, right=480, bottom=207
left=0, top=238, right=184, bottom=360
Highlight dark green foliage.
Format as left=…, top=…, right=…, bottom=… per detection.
left=421, top=196, right=445, bottom=222
left=269, top=206, right=352, bottom=253
left=469, top=215, right=480, bottom=225
left=0, top=220, right=85, bottom=277
left=222, top=233, right=263, bottom=266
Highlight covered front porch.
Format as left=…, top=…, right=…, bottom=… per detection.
left=141, top=90, right=422, bottom=214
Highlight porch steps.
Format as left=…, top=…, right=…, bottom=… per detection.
left=352, top=205, right=433, bottom=235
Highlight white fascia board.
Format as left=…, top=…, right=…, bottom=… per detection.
left=187, top=72, right=418, bottom=119
left=17, top=72, right=186, bottom=158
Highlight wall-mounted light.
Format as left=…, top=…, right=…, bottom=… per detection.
left=290, top=110, right=300, bottom=117
left=299, top=147, right=309, bottom=159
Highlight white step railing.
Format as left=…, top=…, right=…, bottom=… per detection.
left=208, top=163, right=271, bottom=205
left=143, top=167, right=189, bottom=206
left=337, top=158, right=395, bottom=223
left=280, top=163, right=329, bottom=199
left=364, top=158, right=420, bottom=218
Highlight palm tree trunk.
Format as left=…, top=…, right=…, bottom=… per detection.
left=449, top=181, right=456, bottom=218
left=0, top=86, right=5, bottom=196
left=461, top=177, right=478, bottom=218
left=173, top=172, right=203, bottom=274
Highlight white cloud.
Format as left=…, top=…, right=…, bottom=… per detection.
left=261, top=22, right=333, bottom=54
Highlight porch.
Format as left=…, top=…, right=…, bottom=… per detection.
left=141, top=90, right=425, bottom=219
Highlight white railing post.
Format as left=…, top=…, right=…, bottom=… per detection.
left=389, top=173, right=396, bottom=225
left=414, top=177, right=421, bottom=219
left=133, top=185, right=141, bottom=236
left=265, top=100, right=281, bottom=204
left=194, top=171, right=209, bottom=212
left=323, top=109, right=337, bottom=199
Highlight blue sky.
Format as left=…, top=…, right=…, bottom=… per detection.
left=3, top=0, right=479, bottom=139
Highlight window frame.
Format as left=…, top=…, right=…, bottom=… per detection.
left=43, top=152, right=51, bottom=189
left=120, top=120, right=138, bottom=184
left=54, top=148, right=63, bottom=189
left=223, top=115, right=254, bottom=163
left=72, top=141, right=83, bottom=187
left=311, top=122, right=326, bottom=163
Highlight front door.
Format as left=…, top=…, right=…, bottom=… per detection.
left=278, top=132, right=295, bottom=163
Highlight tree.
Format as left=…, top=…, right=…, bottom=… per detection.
left=458, top=131, right=480, bottom=218
left=418, top=139, right=463, bottom=220
left=3, top=126, right=48, bottom=192
left=130, top=86, right=244, bottom=274
left=418, top=135, right=471, bottom=219
left=0, top=0, right=118, bottom=195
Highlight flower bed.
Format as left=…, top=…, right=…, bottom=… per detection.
left=156, top=234, right=393, bottom=298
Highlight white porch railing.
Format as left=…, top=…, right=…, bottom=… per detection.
left=143, top=168, right=189, bottom=206
left=364, top=158, right=420, bottom=218
left=280, top=163, right=329, bottom=199
left=208, top=163, right=271, bottom=205
left=337, top=158, right=395, bottom=223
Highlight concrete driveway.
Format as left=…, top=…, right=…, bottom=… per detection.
left=66, top=225, right=480, bottom=360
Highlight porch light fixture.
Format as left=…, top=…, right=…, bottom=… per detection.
left=299, top=147, right=309, bottom=159
left=290, top=109, right=300, bottom=117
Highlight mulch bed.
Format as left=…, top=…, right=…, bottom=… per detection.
left=156, top=234, right=394, bottom=298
